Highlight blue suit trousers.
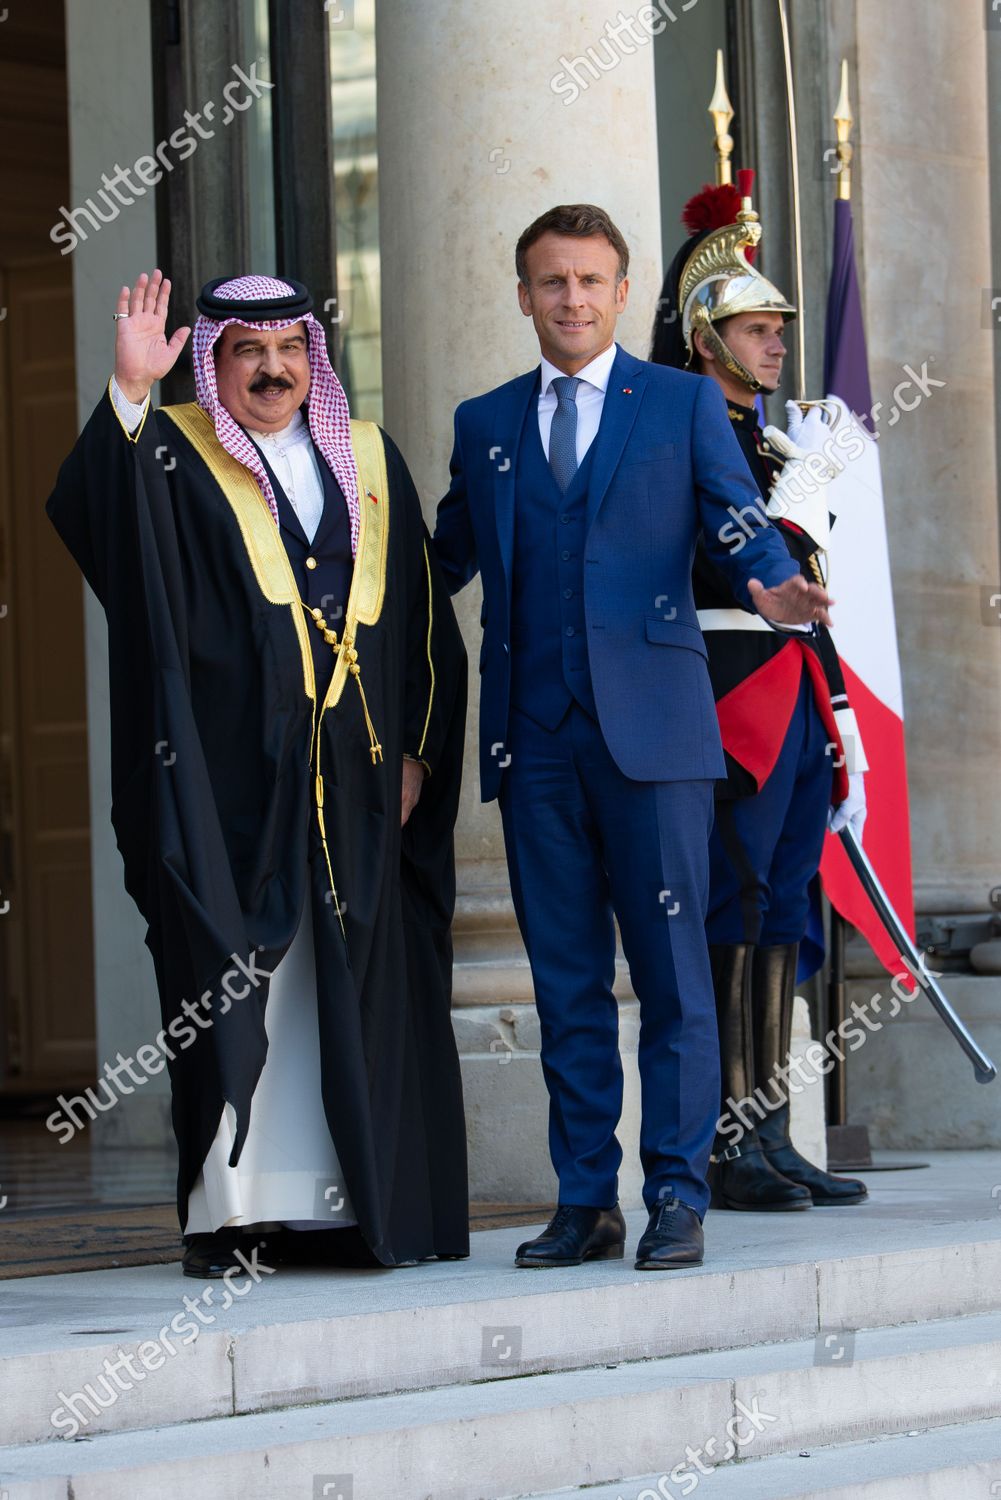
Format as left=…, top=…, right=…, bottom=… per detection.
left=499, top=704, right=718, bottom=1217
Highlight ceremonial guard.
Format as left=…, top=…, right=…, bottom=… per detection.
left=651, top=164, right=868, bottom=1212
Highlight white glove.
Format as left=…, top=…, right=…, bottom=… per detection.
left=782, top=400, right=830, bottom=451
left=829, top=771, right=867, bottom=841
left=759, top=417, right=835, bottom=553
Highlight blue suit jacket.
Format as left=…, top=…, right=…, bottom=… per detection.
left=433, top=345, right=798, bottom=803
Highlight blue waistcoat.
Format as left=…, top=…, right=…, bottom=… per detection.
left=509, top=419, right=597, bottom=730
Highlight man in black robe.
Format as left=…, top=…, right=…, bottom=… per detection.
left=47, top=270, right=469, bottom=1276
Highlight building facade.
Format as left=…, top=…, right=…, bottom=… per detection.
left=1, top=0, right=999, bottom=1198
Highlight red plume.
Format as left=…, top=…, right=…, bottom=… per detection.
left=682, top=183, right=741, bottom=236
left=680, top=174, right=758, bottom=263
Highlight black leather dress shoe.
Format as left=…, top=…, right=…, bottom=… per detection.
left=634, top=1197, right=704, bottom=1269
left=181, top=1229, right=271, bottom=1279
left=515, top=1204, right=626, bottom=1268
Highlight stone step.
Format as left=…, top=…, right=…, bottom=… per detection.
left=2, top=1312, right=1001, bottom=1498
left=530, top=1415, right=1001, bottom=1499
left=4, top=1177, right=1001, bottom=1449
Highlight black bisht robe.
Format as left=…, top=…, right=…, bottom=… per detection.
left=47, top=388, right=469, bottom=1264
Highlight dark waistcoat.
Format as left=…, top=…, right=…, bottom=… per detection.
left=509, top=420, right=597, bottom=731
left=252, top=431, right=353, bottom=707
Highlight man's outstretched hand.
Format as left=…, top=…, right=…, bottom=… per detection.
left=748, top=573, right=833, bottom=628
left=114, top=270, right=191, bottom=405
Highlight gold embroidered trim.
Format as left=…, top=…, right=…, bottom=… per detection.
left=318, top=420, right=390, bottom=722
left=160, top=402, right=315, bottom=703
left=107, top=377, right=151, bottom=445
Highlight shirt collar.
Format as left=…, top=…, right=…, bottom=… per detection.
left=539, top=342, right=618, bottom=398
left=245, top=406, right=308, bottom=446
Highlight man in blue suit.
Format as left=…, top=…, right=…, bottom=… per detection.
left=433, top=205, right=832, bottom=1270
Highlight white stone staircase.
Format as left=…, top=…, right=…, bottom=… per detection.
left=1, top=1153, right=1000, bottom=1498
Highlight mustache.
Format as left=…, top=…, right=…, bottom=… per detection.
left=248, top=374, right=294, bottom=392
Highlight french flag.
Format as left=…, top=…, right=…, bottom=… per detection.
left=817, top=197, right=915, bottom=976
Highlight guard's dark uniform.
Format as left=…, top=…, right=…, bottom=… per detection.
left=697, top=400, right=849, bottom=950
left=651, top=177, right=867, bottom=1212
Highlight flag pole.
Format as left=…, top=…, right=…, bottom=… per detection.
left=833, top=58, right=853, bottom=202
left=776, top=0, right=806, bottom=402
left=708, top=48, right=735, bottom=187
left=826, top=57, right=851, bottom=1136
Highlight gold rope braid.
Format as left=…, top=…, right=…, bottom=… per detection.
left=807, top=551, right=828, bottom=587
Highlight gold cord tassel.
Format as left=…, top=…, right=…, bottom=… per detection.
left=342, top=635, right=383, bottom=764
left=304, top=605, right=383, bottom=765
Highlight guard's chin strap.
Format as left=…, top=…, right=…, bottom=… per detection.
left=688, top=310, right=762, bottom=394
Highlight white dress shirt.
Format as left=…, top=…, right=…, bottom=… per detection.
left=537, top=341, right=618, bottom=463
left=109, top=376, right=326, bottom=545
left=245, top=409, right=325, bottom=544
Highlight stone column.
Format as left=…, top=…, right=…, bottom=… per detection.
left=845, top=0, right=1001, bottom=1145
left=851, top=0, right=1000, bottom=917
left=65, top=0, right=168, bottom=1142
left=375, top=0, right=666, bottom=1205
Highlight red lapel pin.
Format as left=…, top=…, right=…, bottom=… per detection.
left=622, top=387, right=632, bottom=394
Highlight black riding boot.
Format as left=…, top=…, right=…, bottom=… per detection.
left=753, top=942, right=868, bottom=1206
left=708, top=943, right=812, bottom=1211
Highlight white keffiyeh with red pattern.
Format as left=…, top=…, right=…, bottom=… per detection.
left=192, top=274, right=360, bottom=555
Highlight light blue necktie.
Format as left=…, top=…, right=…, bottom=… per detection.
left=548, top=375, right=581, bottom=493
